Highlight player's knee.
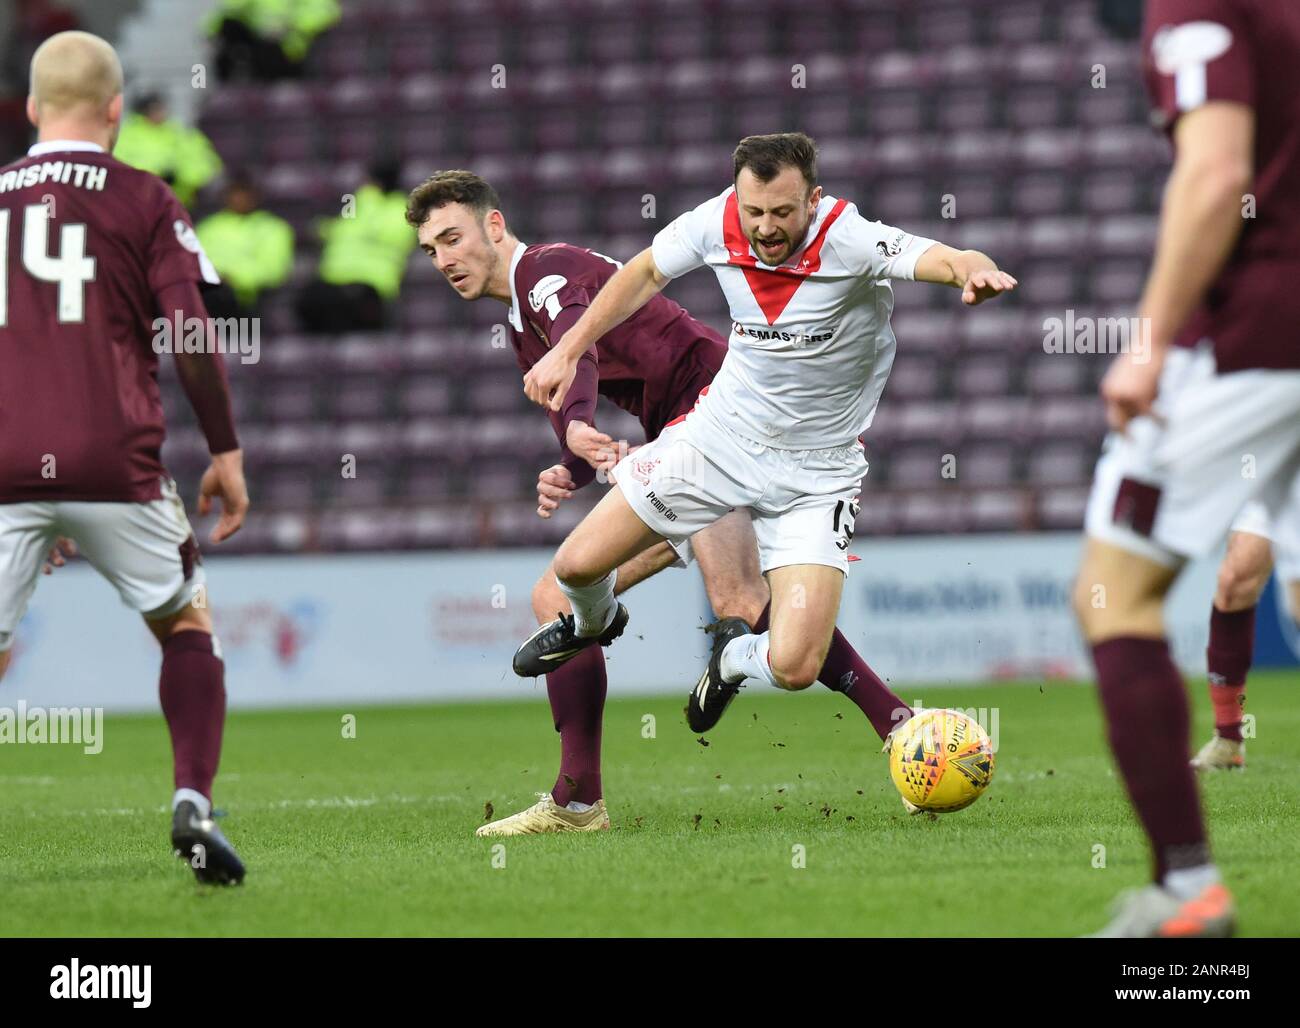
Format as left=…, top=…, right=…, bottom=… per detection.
left=146, top=594, right=212, bottom=643
left=553, top=544, right=601, bottom=588
left=1215, top=561, right=1268, bottom=611
left=0, top=645, right=11, bottom=681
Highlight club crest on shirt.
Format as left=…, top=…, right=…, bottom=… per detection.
left=630, top=456, right=661, bottom=486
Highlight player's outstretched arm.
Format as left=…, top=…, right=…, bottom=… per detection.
left=523, top=247, right=669, bottom=411
left=914, top=244, right=1018, bottom=305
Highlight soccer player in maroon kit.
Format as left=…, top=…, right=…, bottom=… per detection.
left=0, top=32, right=249, bottom=883
left=405, top=171, right=913, bottom=835
left=1075, top=0, right=1300, bottom=935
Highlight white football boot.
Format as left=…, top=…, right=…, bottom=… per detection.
left=1191, top=734, right=1245, bottom=771
left=1087, top=883, right=1236, bottom=938
left=475, top=793, right=610, bottom=837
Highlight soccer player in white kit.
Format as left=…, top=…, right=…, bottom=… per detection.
left=513, top=133, right=1016, bottom=730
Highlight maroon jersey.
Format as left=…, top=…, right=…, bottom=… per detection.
left=507, top=242, right=727, bottom=486
left=1143, top=0, right=1300, bottom=371
left=0, top=142, right=221, bottom=503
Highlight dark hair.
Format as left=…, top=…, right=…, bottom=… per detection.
left=732, top=132, right=818, bottom=190
left=224, top=169, right=257, bottom=194
left=369, top=158, right=403, bottom=195
left=133, top=91, right=165, bottom=116
left=405, top=170, right=503, bottom=228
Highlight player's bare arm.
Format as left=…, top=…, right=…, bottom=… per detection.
left=913, top=244, right=1018, bottom=305
left=198, top=449, right=249, bottom=542
left=524, top=247, right=669, bottom=410
left=1102, top=101, right=1255, bottom=431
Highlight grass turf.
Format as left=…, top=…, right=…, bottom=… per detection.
left=1, top=672, right=1296, bottom=937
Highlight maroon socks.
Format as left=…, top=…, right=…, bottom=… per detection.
left=545, top=646, right=606, bottom=806
left=1091, top=636, right=1209, bottom=881
left=1206, top=605, right=1254, bottom=743
left=755, top=604, right=910, bottom=740
left=159, top=630, right=227, bottom=802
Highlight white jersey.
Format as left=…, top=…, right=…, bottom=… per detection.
left=651, top=186, right=936, bottom=450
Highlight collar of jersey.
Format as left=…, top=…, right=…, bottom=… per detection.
left=723, top=190, right=843, bottom=274
left=506, top=240, right=527, bottom=332
left=28, top=140, right=106, bottom=157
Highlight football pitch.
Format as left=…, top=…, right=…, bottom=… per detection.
left=2, top=673, right=1296, bottom=937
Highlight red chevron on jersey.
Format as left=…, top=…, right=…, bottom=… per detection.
left=722, top=191, right=849, bottom=325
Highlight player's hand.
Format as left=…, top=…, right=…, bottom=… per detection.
left=600, top=443, right=641, bottom=485
left=198, top=449, right=249, bottom=543
left=962, top=269, right=1018, bottom=306
left=41, top=537, right=76, bottom=575
left=524, top=346, right=579, bottom=411
left=565, top=421, right=622, bottom=472
left=1101, top=349, right=1164, bottom=433
left=536, top=464, right=576, bottom=519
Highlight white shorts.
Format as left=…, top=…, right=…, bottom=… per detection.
left=0, top=478, right=206, bottom=651
left=614, top=403, right=868, bottom=575
left=1084, top=344, right=1300, bottom=570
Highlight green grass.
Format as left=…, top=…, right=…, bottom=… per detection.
left=1, top=673, right=1296, bottom=936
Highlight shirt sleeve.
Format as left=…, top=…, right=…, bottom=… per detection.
left=147, top=181, right=222, bottom=296
left=552, top=305, right=599, bottom=430
left=650, top=191, right=723, bottom=280
left=1143, top=0, right=1255, bottom=132
left=157, top=279, right=239, bottom=454
left=547, top=407, right=598, bottom=490
left=833, top=205, right=938, bottom=281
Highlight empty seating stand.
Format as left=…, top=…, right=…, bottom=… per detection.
left=179, top=0, right=1162, bottom=551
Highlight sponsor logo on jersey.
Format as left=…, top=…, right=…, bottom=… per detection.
left=174, top=219, right=221, bottom=284
left=732, top=322, right=834, bottom=345
left=875, top=230, right=906, bottom=258
left=1151, top=20, right=1233, bottom=75
left=645, top=489, right=677, bottom=522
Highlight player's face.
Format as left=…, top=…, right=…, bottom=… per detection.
left=417, top=203, right=499, bottom=301
left=735, top=167, right=822, bottom=266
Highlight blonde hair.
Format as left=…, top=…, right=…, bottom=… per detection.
left=30, top=31, right=124, bottom=117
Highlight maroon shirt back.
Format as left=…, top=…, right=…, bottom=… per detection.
left=1143, top=0, right=1300, bottom=371
left=508, top=242, right=727, bottom=439
left=0, top=143, right=218, bottom=503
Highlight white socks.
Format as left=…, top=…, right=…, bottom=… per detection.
left=172, top=788, right=211, bottom=819
left=557, top=570, right=618, bottom=637
left=1164, top=863, right=1220, bottom=901
left=719, top=631, right=780, bottom=689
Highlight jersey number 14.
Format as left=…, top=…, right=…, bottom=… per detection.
left=0, top=204, right=96, bottom=326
